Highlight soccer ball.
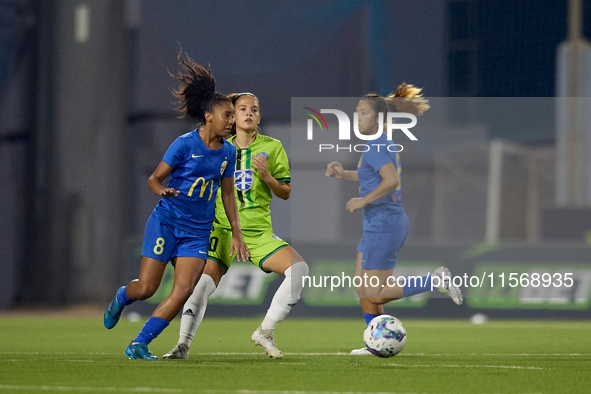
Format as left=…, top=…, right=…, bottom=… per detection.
left=363, top=315, right=407, bottom=357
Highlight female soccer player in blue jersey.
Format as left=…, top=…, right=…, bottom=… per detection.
left=103, top=50, right=249, bottom=360
left=163, top=92, right=309, bottom=360
left=326, top=84, right=463, bottom=355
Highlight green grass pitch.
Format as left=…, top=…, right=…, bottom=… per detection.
left=0, top=316, right=590, bottom=393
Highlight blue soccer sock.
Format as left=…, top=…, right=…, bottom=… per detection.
left=134, top=317, right=169, bottom=344
left=363, top=313, right=380, bottom=326
left=116, top=286, right=135, bottom=306
left=403, top=275, right=433, bottom=297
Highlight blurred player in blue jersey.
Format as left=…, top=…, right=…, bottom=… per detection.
left=326, top=84, right=463, bottom=355
left=103, top=50, right=249, bottom=360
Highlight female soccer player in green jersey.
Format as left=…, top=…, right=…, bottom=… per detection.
left=164, top=92, right=309, bottom=360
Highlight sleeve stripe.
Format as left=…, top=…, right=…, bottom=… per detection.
left=276, top=177, right=291, bottom=182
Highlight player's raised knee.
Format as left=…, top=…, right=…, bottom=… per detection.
left=368, top=297, right=391, bottom=305
left=289, top=261, right=309, bottom=278
left=289, top=261, right=309, bottom=293
left=135, top=282, right=159, bottom=300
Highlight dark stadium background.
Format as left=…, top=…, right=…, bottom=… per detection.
left=1, top=0, right=590, bottom=320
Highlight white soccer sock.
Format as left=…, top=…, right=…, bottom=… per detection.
left=178, top=274, right=217, bottom=347
left=261, top=261, right=309, bottom=331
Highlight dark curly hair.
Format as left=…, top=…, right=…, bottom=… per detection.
left=169, top=48, right=230, bottom=124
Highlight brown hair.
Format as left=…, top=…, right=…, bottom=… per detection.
left=363, top=83, right=430, bottom=117
left=169, top=48, right=230, bottom=124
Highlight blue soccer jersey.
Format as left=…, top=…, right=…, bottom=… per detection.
left=357, top=133, right=408, bottom=232
left=152, top=130, right=236, bottom=233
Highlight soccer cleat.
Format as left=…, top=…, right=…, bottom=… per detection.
left=104, top=286, right=126, bottom=329
left=162, top=343, right=189, bottom=359
left=350, top=347, right=373, bottom=356
left=433, top=266, right=463, bottom=305
left=251, top=325, right=283, bottom=359
left=125, top=342, right=158, bottom=360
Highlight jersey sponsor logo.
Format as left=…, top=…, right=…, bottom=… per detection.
left=188, top=177, right=214, bottom=200
left=234, top=169, right=254, bottom=191
left=192, top=154, right=203, bottom=158
left=220, top=160, right=228, bottom=175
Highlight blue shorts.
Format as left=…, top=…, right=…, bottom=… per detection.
left=142, top=214, right=209, bottom=263
left=357, top=225, right=408, bottom=270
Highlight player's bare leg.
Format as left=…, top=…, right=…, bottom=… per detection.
left=126, top=257, right=205, bottom=360
left=104, top=257, right=167, bottom=329
left=151, top=257, right=205, bottom=321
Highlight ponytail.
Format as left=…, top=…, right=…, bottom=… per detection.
left=384, top=83, right=430, bottom=116
left=363, top=83, right=430, bottom=117
left=169, top=48, right=230, bottom=124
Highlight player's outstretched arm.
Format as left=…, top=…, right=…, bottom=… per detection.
left=220, top=176, right=250, bottom=261
left=326, top=161, right=358, bottom=182
left=148, top=161, right=180, bottom=197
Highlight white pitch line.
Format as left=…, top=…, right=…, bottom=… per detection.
left=179, top=352, right=265, bottom=355
left=202, top=390, right=545, bottom=394
left=0, top=387, right=546, bottom=394
left=388, top=363, right=547, bottom=370
left=0, top=385, right=184, bottom=393
left=191, top=352, right=589, bottom=357
left=0, top=352, right=118, bottom=355
left=62, top=360, right=95, bottom=362
left=1, top=351, right=588, bottom=357
left=280, top=353, right=351, bottom=356
left=0, top=388, right=475, bottom=394
left=203, top=391, right=443, bottom=394
left=387, top=353, right=588, bottom=357
left=487, top=353, right=582, bottom=357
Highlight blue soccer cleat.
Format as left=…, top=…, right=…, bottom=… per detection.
left=125, top=342, right=158, bottom=360
left=104, top=286, right=126, bottom=329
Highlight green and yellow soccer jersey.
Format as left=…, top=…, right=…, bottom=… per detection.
left=214, top=133, right=291, bottom=231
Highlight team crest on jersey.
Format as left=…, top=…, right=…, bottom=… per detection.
left=234, top=169, right=254, bottom=191
left=259, top=152, right=269, bottom=160
left=220, top=160, right=228, bottom=175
